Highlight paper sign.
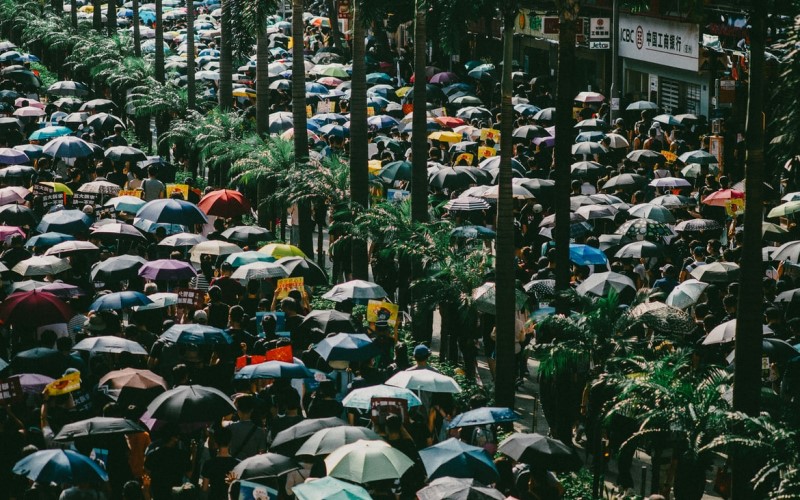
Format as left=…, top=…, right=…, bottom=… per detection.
left=118, top=189, right=143, bottom=199
left=306, top=105, right=313, bottom=118
left=316, top=100, right=332, bottom=114
left=45, top=371, right=81, bottom=396
left=166, top=184, right=189, bottom=200
left=725, top=198, right=745, bottom=216
left=275, top=277, right=304, bottom=300
left=0, top=378, right=23, bottom=406
left=42, top=192, right=67, bottom=209
left=367, top=107, right=375, bottom=117
left=454, top=153, right=474, bottom=165
left=370, top=397, right=408, bottom=427
left=177, top=288, right=205, bottom=309
left=660, top=150, right=677, bottom=163
left=480, top=128, right=500, bottom=142
left=367, top=300, right=399, bottom=327
left=72, top=192, right=98, bottom=207
left=265, top=344, right=293, bottom=363
left=478, top=146, right=496, bottom=159
left=402, top=103, right=413, bottom=115
left=235, top=355, right=267, bottom=371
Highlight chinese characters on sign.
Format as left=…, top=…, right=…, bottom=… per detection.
left=590, top=18, right=610, bottom=39
left=618, top=14, right=700, bottom=72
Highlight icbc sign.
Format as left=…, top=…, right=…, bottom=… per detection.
left=618, top=14, right=700, bottom=71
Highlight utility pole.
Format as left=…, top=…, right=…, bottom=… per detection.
left=608, top=0, right=619, bottom=121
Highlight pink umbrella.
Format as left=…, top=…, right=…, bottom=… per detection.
left=14, top=98, right=44, bottom=109
left=317, top=77, right=343, bottom=87
left=0, top=186, right=29, bottom=205
left=138, top=259, right=197, bottom=281
left=0, top=226, right=25, bottom=242
left=13, top=106, right=46, bottom=117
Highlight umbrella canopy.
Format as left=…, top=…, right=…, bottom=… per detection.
left=234, top=361, right=312, bottom=380
left=443, top=197, right=491, bottom=212
left=224, top=250, right=276, bottom=267
left=0, top=204, right=36, bottom=226
left=385, top=370, right=462, bottom=393
left=322, top=280, right=387, bottom=302
left=13, top=449, right=108, bottom=484
left=690, top=262, right=740, bottom=284
left=616, top=218, right=673, bottom=240
left=498, top=433, right=581, bottom=471
left=37, top=209, right=92, bottom=233
left=44, top=240, right=100, bottom=257
left=230, top=261, right=289, bottom=280
left=271, top=417, right=347, bottom=455
left=12, top=256, right=70, bottom=277
left=0, top=290, right=71, bottom=328
left=649, top=177, right=692, bottom=189
left=471, top=282, right=529, bottom=315
left=259, top=243, right=307, bottom=259
left=341, top=384, right=423, bottom=411
left=91, top=255, right=148, bottom=281
left=449, top=407, right=521, bottom=428
left=621, top=301, right=695, bottom=335
left=91, top=222, right=148, bottom=241
left=99, top=368, right=167, bottom=391
left=420, top=438, right=499, bottom=484
left=569, top=244, right=608, bottom=265
left=417, top=477, right=505, bottom=500
left=627, top=203, right=676, bottom=223
left=161, top=324, right=233, bottom=345
left=325, top=440, right=414, bottom=484
left=54, top=417, right=146, bottom=442
left=221, top=225, right=275, bottom=245
left=136, top=199, right=209, bottom=225
left=41, top=136, right=94, bottom=158
left=189, top=240, right=243, bottom=261
left=768, top=201, right=800, bottom=218
left=197, top=189, right=252, bottom=217
left=232, top=453, right=299, bottom=480
left=678, top=150, right=718, bottom=165
left=73, top=336, right=148, bottom=355
left=615, top=240, right=663, bottom=259
left=575, top=272, right=636, bottom=298
left=276, top=256, right=329, bottom=286
left=603, top=173, right=647, bottom=190
left=702, top=189, right=744, bottom=207
left=772, top=241, right=800, bottom=263
left=0, top=147, right=29, bottom=165
left=674, top=219, right=722, bottom=233
left=665, top=279, right=709, bottom=309
left=90, top=291, right=152, bottom=311
left=702, top=319, right=772, bottom=345
left=314, top=333, right=380, bottom=362
left=138, top=259, right=197, bottom=280
left=626, top=150, right=666, bottom=165
left=293, top=476, right=371, bottom=500
left=48, top=81, right=90, bottom=96
left=11, top=348, right=65, bottom=377
left=146, top=385, right=235, bottom=423
left=450, top=225, right=496, bottom=240
left=159, top=232, right=208, bottom=248
left=299, top=310, right=355, bottom=335
left=105, top=145, right=146, bottom=163
left=296, top=426, right=382, bottom=457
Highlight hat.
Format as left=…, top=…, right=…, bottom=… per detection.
left=660, top=264, right=676, bottom=275
left=193, top=310, right=208, bottom=322
left=84, top=315, right=106, bottom=332
left=413, top=344, right=431, bottom=360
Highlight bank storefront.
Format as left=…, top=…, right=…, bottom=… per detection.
left=618, top=14, right=710, bottom=116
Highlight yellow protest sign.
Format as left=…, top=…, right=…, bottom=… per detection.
left=478, top=147, right=496, bottom=159
left=661, top=150, right=677, bottom=163
left=368, top=160, right=382, bottom=174
left=367, top=107, right=375, bottom=117
left=45, top=371, right=81, bottom=397
left=166, top=184, right=189, bottom=200
left=275, top=277, right=304, bottom=300
left=306, top=105, right=313, bottom=118
left=480, top=128, right=500, bottom=142
left=118, top=189, right=143, bottom=199
left=367, top=300, right=399, bottom=326
left=454, top=153, right=474, bottom=166
left=725, top=198, right=745, bottom=216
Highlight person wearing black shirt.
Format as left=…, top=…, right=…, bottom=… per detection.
left=281, top=297, right=306, bottom=354
left=0, top=235, right=31, bottom=269
left=205, top=286, right=230, bottom=330
left=226, top=305, right=256, bottom=358
left=201, top=426, right=239, bottom=500
left=307, top=380, right=343, bottom=418
left=144, top=425, right=194, bottom=500
left=107, top=164, right=128, bottom=188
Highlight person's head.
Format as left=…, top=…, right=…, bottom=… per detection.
left=413, top=344, right=431, bottom=364
left=692, top=246, right=706, bottom=260
left=213, top=218, right=225, bottom=232
left=229, top=305, right=245, bottom=327
left=114, top=124, right=124, bottom=135
left=40, top=330, right=57, bottom=348
left=193, top=309, right=208, bottom=325
left=287, top=289, right=303, bottom=305
left=234, top=393, right=256, bottom=418
left=723, top=295, right=737, bottom=314
left=220, top=262, right=233, bottom=277
left=765, top=307, right=783, bottom=325
left=385, top=413, right=402, bottom=435
left=707, top=239, right=721, bottom=255
left=280, top=297, right=299, bottom=316
left=208, top=285, right=222, bottom=302
left=172, top=364, right=189, bottom=385
left=122, top=480, right=145, bottom=500
left=212, top=424, right=233, bottom=449
left=660, top=264, right=676, bottom=278
left=55, top=336, right=72, bottom=353
left=147, top=165, right=158, bottom=178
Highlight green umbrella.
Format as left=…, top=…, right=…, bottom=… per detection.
left=293, top=477, right=370, bottom=500
left=325, top=440, right=414, bottom=484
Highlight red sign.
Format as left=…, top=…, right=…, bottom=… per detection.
left=265, top=345, right=293, bottom=363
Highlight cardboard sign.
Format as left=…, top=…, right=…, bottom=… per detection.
left=275, top=277, right=304, bottom=300
left=45, top=371, right=81, bottom=396
left=316, top=100, right=332, bottom=114
left=367, top=300, right=399, bottom=327
left=165, top=184, right=189, bottom=200
left=118, top=189, right=143, bottom=199
left=0, top=378, right=23, bottom=406
left=725, top=198, right=745, bottom=216
left=478, top=146, right=496, bottom=159
left=454, top=153, right=474, bottom=165
left=176, top=288, right=205, bottom=309
left=370, top=397, right=408, bottom=427
left=72, top=192, right=98, bottom=207
left=265, top=345, right=293, bottom=363
left=256, top=311, right=288, bottom=337
left=480, top=128, right=500, bottom=142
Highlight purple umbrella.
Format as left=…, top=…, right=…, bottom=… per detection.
left=138, top=259, right=197, bottom=281
left=533, top=136, right=555, bottom=148
left=9, top=373, right=54, bottom=394
left=40, top=282, right=83, bottom=298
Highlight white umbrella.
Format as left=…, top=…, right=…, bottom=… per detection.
left=325, top=440, right=414, bottom=484
left=230, top=261, right=289, bottom=280
left=44, top=241, right=99, bottom=257
left=12, top=256, right=71, bottom=276
left=189, top=240, right=242, bottom=262
left=159, top=232, right=208, bottom=247
left=77, top=180, right=121, bottom=195
left=702, top=319, right=773, bottom=345
left=322, top=280, right=387, bottom=302
left=74, top=336, right=149, bottom=355
left=665, top=279, right=709, bottom=309
left=132, top=292, right=179, bottom=311
left=574, top=204, right=618, bottom=221
left=385, top=370, right=462, bottom=393
left=575, top=272, right=636, bottom=298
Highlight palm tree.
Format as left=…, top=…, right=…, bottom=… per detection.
left=218, top=0, right=233, bottom=111
left=348, top=0, right=370, bottom=279
left=410, top=0, right=427, bottom=224
left=70, top=0, right=77, bottom=28
left=92, top=0, right=102, bottom=30
left=154, top=0, right=164, bottom=83
left=551, top=0, right=578, bottom=305
left=493, top=0, right=519, bottom=409
left=131, top=0, right=140, bottom=56
left=326, top=0, right=341, bottom=53
left=254, top=0, right=272, bottom=136
left=185, top=0, right=195, bottom=110
left=107, top=0, right=116, bottom=35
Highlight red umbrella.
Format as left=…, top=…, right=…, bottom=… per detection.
left=435, top=116, right=466, bottom=128
left=197, top=189, right=252, bottom=218
left=702, top=189, right=744, bottom=207
left=0, top=290, right=72, bottom=328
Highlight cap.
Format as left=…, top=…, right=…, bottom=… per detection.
left=193, top=310, right=208, bottom=322
left=413, top=344, right=431, bottom=360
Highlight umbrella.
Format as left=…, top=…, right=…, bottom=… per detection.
left=296, top=426, right=382, bottom=457
left=621, top=301, right=695, bottom=335
left=702, top=319, right=772, bottom=345
left=91, top=222, right=147, bottom=241
left=574, top=204, right=618, bottom=221
left=443, top=197, right=491, bottom=212
left=681, top=163, right=719, bottom=179
left=650, top=194, right=695, bottom=208
left=105, top=145, right=147, bottom=163
left=12, top=256, right=71, bottom=276
left=773, top=241, right=800, bottom=263
left=450, top=225, right=496, bottom=240
left=448, top=407, right=520, bottom=428
left=8, top=373, right=53, bottom=394
left=0, top=147, right=29, bottom=165
left=419, top=438, right=499, bottom=484
left=221, top=225, right=275, bottom=245
left=234, top=361, right=312, bottom=380
left=271, top=417, right=347, bottom=455
left=626, top=150, right=666, bottom=165
left=89, top=291, right=152, bottom=311
left=627, top=203, right=676, bottom=223
left=674, top=219, right=721, bottom=233
left=13, top=105, right=45, bottom=117
left=385, top=370, right=462, bottom=393
left=759, top=338, right=800, bottom=363
left=225, top=251, right=276, bottom=267
left=768, top=201, right=800, bottom=218
left=377, top=160, right=412, bottom=182
left=569, top=244, right=608, bottom=265
left=322, top=280, right=387, bottom=302
left=159, top=232, right=208, bottom=248
left=275, top=256, right=328, bottom=286
left=626, top=100, right=658, bottom=111
left=197, top=189, right=252, bottom=217
left=313, top=333, right=380, bottom=362
left=0, top=204, right=36, bottom=226
left=146, top=385, right=235, bottom=422
left=678, top=150, right=718, bottom=165
left=76, top=181, right=120, bottom=196
left=11, top=348, right=65, bottom=377
left=73, top=336, right=149, bottom=355
left=702, top=189, right=743, bottom=207
left=606, top=133, right=630, bottom=149
left=138, top=259, right=197, bottom=280
left=665, top=279, right=709, bottom=309
left=571, top=142, right=606, bottom=155
left=36, top=209, right=92, bottom=233
left=603, top=173, right=647, bottom=190
left=292, top=477, right=371, bottom=500
left=189, top=240, right=243, bottom=262
left=160, top=324, right=233, bottom=345
left=615, top=240, right=662, bottom=259
left=497, top=433, right=581, bottom=471
left=523, top=279, right=556, bottom=300
left=259, top=243, right=307, bottom=259
left=0, top=185, right=29, bottom=205
left=341, top=384, right=423, bottom=411
left=47, top=81, right=90, bottom=96
left=86, top=113, right=125, bottom=133
left=91, top=255, right=148, bottom=281
left=80, top=98, right=117, bottom=112
left=25, top=232, right=74, bottom=249
left=299, top=310, right=355, bottom=335
left=575, top=271, right=636, bottom=298
left=471, top=282, right=529, bottom=314
left=325, top=440, right=413, bottom=484
left=44, top=240, right=100, bottom=257
left=41, top=136, right=94, bottom=158
left=13, top=450, right=108, bottom=484
left=232, top=453, right=299, bottom=480
left=99, top=368, right=167, bottom=391
left=690, top=262, right=740, bottom=283
left=136, top=199, right=209, bottom=225
left=0, top=290, right=72, bottom=329
left=616, top=218, right=673, bottom=240
left=418, top=477, right=505, bottom=500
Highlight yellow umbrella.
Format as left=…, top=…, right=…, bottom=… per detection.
left=232, top=88, right=256, bottom=98
left=368, top=160, right=382, bottom=175
left=396, top=87, right=411, bottom=97
left=428, top=131, right=462, bottom=143
left=259, top=243, right=307, bottom=259
left=78, top=4, right=93, bottom=12
left=33, top=182, right=73, bottom=196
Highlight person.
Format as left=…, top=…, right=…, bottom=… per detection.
left=679, top=246, right=707, bottom=282
left=227, top=394, right=267, bottom=460
left=406, top=344, right=440, bottom=372
left=307, top=380, right=344, bottom=418
left=103, top=124, right=128, bottom=147
left=143, top=425, right=195, bottom=500
left=204, top=286, right=230, bottom=330
left=141, top=165, right=165, bottom=201
left=1, top=234, right=32, bottom=269
left=200, top=426, right=240, bottom=500
left=281, top=297, right=306, bottom=354
left=209, top=262, right=244, bottom=305
left=384, top=414, right=424, bottom=495
left=652, top=264, right=679, bottom=297
left=226, top=305, right=256, bottom=356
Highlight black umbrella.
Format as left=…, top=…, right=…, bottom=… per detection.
left=270, top=417, right=346, bottom=456
left=761, top=338, right=800, bottom=363
left=429, top=167, right=484, bottom=190
left=232, top=453, right=299, bottom=480
left=1, top=68, right=40, bottom=88
left=146, top=385, right=235, bottom=423
left=221, top=225, right=275, bottom=245
left=79, top=99, right=117, bottom=112
left=11, top=348, right=66, bottom=378
left=377, top=160, right=412, bottom=182
left=105, top=146, right=147, bottom=163
left=0, top=117, right=23, bottom=131
left=0, top=204, right=37, bottom=227
left=299, top=310, right=355, bottom=335
left=512, top=125, right=549, bottom=140
left=498, top=433, right=581, bottom=472
left=275, top=256, right=328, bottom=286
left=418, top=477, right=505, bottom=500
left=90, top=255, right=148, bottom=281
left=54, top=417, right=146, bottom=441
left=86, top=113, right=125, bottom=133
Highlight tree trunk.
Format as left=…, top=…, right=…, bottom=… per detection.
left=107, top=0, right=116, bottom=35
left=131, top=0, right=141, bottom=57
left=732, top=1, right=766, bottom=498
left=349, top=0, right=369, bottom=280
left=410, top=0, right=428, bottom=224
left=552, top=0, right=578, bottom=309
left=218, top=0, right=233, bottom=110
left=292, top=0, right=314, bottom=259
left=327, top=0, right=341, bottom=53
left=493, top=5, right=517, bottom=410
left=154, top=0, right=164, bottom=83
left=93, top=0, right=102, bottom=31
left=70, top=0, right=77, bottom=29
left=186, top=0, right=196, bottom=110
left=257, top=177, right=269, bottom=226
left=255, top=3, right=270, bottom=136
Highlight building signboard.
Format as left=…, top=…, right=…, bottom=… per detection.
left=618, top=14, right=700, bottom=72
left=590, top=18, right=610, bottom=39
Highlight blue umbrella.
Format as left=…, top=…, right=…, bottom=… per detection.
left=160, top=324, right=233, bottom=345
left=366, top=72, right=392, bottom=85
left=136, top=199, right=209, bottom=225
left=90, top=291, right=153, bottom=311
left=25, top=232, right=77, bottom=249
left=198, top=48, right=220, bottom=57
left=419, top=438, right=499, bottom=484
left=0, top=147, right=29, bottom=165
left=367, top=96, right=389, bottom=111
left=341, top=384, right=422, bottom=410
left=575, top=131, right=606, bottom=143
left=514, top=103, right=541, bottom=116
left=225, top=251, right=275, bottom=267
left=448, top=407, right=521, bottom=428
left=569, top=244, right=609, bottom=266
left=313, top=333, right=380, bottom=362
left=105, top=195, right=146, bottom=214
left=314, top=113, right=348, bottom=125
left=318, top=123, right=348, bottom=138
left=305, top=82, right=329, bottom=95
left=367, top=115, right=399, bottom=130
left=41, top=136, right=94, bottom=158
left=293, top=477, right=371, bottom=500
left=29, top=125, right=73, bottom=141
left=36, top=209, right=92, bottom=234
left=234, top=361, right=313, bottom=380
left=13, top=144, right=46, bottom=159
left=13, top=449, right=108, bottom=484
left=132, top=218, right=187, bottom=235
